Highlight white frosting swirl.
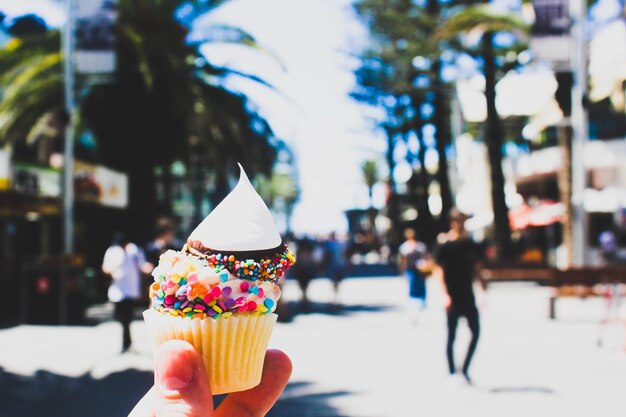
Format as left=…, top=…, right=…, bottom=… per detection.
left=188, top=164, right=282, bottom=251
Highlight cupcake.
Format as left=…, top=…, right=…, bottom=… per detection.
left=143, top=164, right=295, bottom=394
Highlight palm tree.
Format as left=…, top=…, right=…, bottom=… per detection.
left=0, top=1, right=283, bottom=241
left=438, top=5, right=529, bottom=261
left=362, top=159, right=379, bottom=206
left=353, top=0, right=463, bottom=245
left=361, top=159, right=380, bottom=235
left=0, top=31, right=63, bottom=146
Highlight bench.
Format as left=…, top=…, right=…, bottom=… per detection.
left=481, top=266, right=626, bottom=319
left=549, top=267, right=626, bottom=319
left=480, top=267, right=554, bottom=284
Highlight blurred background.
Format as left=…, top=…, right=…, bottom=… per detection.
left=0, top=0, right=625, bottom=416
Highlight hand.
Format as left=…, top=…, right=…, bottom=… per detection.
left=443, top=294, right=452, bottom=311
left=129, top=340, right=292, bottom=417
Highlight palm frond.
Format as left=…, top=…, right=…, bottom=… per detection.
left=119, top=25, right=155, bottom=91
left=191, top=24, right=287, bottom=70
left=199, top=64, right=276, bottom=89
left=437, top=5, right=529, bottom=40
left=0, top=72, right=63, bottom=145
left=1, top=53, right=61, bottom=105
left=0, top=30, right=59, bottom=84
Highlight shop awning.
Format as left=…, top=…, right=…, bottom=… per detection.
left=509, top=201, right=565, bottom=230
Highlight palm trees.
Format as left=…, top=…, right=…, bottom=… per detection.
left=438, top=5, right=529, bottom=261
left=353, top=0, right=531, bottom=261
left=352, top=0, right=458, bottom=245
left=0, top=0, right=283, bottom=241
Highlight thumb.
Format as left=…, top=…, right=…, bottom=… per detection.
left=154, top=340, right=214, bottom=417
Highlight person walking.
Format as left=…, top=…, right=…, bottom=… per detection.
left=145, top=217, right=183, bottom=268
left=102, top=232, right=151, bottom=353
left=322, top=232, right=350, bottom=305
left=291, top=235, right=317, bottom=312
left=434, top=210, right=485, bottom=384
left=398, top=228, right=428, bottom=319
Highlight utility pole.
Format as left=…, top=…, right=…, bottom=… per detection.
left=61, top=0, right=76, bottom=323
left=570, top=0, right=589, bottom=266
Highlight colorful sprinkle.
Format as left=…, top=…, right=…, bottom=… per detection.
left=224, top=298, right=236, bottom=309
left=222, top=286, right=232, bottom=297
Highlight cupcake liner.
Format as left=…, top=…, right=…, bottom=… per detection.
left=143, top=309, right=277, bottom=394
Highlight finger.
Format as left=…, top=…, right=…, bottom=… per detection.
left=154, top=340, right=214, bottom=417
left=128, top=387, right=156, bottom=417
left=216, top=350, right=292, bottom=417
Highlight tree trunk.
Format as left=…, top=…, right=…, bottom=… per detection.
left=483, top=31, right=513, bottom=262
left=557, top=125, right=574, bottom=268
left=432, top=58, right=454, bottom=231
left=384, top=124, right=400, bottom=254
left=368, top=187, right=377, bottom=236
left=415, top=130, right=435, bottom=245
left=409, top=97, right=436, bottom=245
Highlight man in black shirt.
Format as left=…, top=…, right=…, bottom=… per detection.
left=435, top=210, right=485, bottom=384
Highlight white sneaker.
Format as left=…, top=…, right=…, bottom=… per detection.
left=446, top=373, right=465, bottom=389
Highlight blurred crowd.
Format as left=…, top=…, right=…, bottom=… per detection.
left=283, top=232, right=353, bottom=312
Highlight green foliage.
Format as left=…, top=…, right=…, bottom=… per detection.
left=256, top=171, right=299, bottom=207
left=436, top=5, right=529, bottom=42
left=0, top=0, right=280, bottom=178
left=0, top=32, right=63, bottom=145
left=352, top=0, right=440, bottom=103
left=361, top=159, right=379, bottom=192
left=0, top=0, right=286, bottom=239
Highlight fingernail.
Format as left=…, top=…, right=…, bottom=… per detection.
left=155, top=341, right=195, bottom=391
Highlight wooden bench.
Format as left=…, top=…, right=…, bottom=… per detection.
left=481, top=266, right=626, bottom=319
left=549, top=267, right=626, bottom=319
left=480, top=267, right=554, bottom=284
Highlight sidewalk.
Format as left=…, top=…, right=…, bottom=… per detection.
left=2, top=276, right=626, bottom=417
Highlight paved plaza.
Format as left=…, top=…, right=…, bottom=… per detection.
left=2, top=276, right=626, bottom=417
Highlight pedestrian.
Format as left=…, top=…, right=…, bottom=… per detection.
left=398, top=228, right=428, bottom=320
left=290, top=235, right=317, bottom=312
left=322, top=232, right=350, bottom=305
left=145, top=217, right=183, bottom=268
left=102, top=232, right=151, bottom=353
left=434, top=210, right=485, bottom=384
left=598, top=229, right=618, bottom=265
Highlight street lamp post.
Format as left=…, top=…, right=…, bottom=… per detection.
left=61, top=0, right=76, bottom=323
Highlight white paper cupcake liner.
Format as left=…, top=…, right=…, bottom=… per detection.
left=143, top=309, right=277, bottom=394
